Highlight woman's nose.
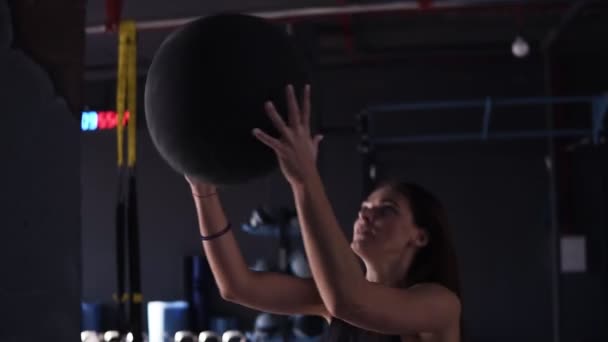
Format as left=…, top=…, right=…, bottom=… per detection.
left=359, top=207, right=373, bottom=222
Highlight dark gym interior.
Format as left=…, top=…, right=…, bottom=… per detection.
left=1, top=0, right=607, bottom=341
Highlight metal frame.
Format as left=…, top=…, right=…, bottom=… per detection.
left=360, top=94, right=607, bottom=147
left=358, top=93, right=607, bottom=191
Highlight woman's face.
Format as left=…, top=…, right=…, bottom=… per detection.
left=351, top=186, right=426, bottom=261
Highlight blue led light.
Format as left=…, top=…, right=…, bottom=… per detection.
left=81, top=111, right=98, bottom=131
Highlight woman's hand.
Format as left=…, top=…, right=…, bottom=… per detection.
left=252, top=84, right=323, bottom=188
left=185, top=175, right=217, bottom=197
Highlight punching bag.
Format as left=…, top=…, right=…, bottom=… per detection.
left=145, top=13, right=309, bottom=185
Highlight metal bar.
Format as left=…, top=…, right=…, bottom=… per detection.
left=366, top=96, right=596, bottom=114
left=368, top=100, right=486, bottom=113
left=592, top=94, right=608, bottom=144
left=481, top=97, right=492, bottom=140
left=374, top=133, right=481, bottom=144
left=371, top=129, right=589, bottom=145
left=495, top=96, right=594, bottom=106
left=541, top=38, right=563, bottom=342
left=541, top=0, right=592, bottom=51
left=492, top=130, right=588, bottom=139
left=85, top=0, right=532, bottom=34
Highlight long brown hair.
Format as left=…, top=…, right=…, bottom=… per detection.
left=377, top=181, right=462, bottom=297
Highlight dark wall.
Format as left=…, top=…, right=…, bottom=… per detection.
left=81, top=51, right=606, bottom=340
left=560, top=145, right=608, bottom=342
left=554, top=53, right=608, bottom=342
left=1, top=1, right=81, bottom=340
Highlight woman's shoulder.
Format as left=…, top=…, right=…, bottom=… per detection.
left=406, top=283, right=462, bottom=342
left=406, top=282, right=462, bottom=317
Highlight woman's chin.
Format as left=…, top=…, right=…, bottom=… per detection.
left=351, top=238, right=375, bottom=256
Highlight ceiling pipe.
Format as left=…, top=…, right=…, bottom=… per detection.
left=105, top=0, right=123, bottom=32
left=541, top=0, right=593, bottom=51
left=335, top=0, right=355, bottom=54
left=86, top=0, right=568, bottom=34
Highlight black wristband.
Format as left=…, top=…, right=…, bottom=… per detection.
left=201, top=222, right=232, bottom=241
left=192, top=192, right=217, bottom=199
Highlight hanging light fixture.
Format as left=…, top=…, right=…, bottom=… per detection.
left=511, top=2, right=529, bottom=59
left=512, top=35, right=530, bottom=58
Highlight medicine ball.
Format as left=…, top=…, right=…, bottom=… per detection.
left=145, top=13, right=309, bottom=185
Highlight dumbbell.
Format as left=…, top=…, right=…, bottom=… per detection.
left=250, top=258, right=278, bottom=273
left=222, top=330, right=246, bottom=342
left=175, top=331, right=197, bottom=342
left=198, top=331, right=221, bottom=342
left=102, top=331, right=121, bottom=342
left=81, top=331, right=101, bottom=342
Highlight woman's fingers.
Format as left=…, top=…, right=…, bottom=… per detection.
left=261, top=85, right=316, bottom=153
left=312, top=134, right=324, bottom=158
left=313, top=134, right=324, bottom=148
left=286, top=84, right=301, bottom=127
left=264, top=101, right=291, bottom=138
left=301, top=84, right=311, bottom=128
left=252, top=128, right=285, bottom=156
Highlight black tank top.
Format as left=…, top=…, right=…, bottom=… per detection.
left=322, top=317, right=401, bottom=342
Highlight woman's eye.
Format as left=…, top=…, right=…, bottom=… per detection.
left=379, top=206, right=397, bottom=215
left=360, top=204, right=397, bottom=216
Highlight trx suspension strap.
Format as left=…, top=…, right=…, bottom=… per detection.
left=114, top=20, right=143, bottom=341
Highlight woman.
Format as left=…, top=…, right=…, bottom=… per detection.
left=186, top=84, right=462, bottom=342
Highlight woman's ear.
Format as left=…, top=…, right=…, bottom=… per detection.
left=414, top=229, right=429, bottom=248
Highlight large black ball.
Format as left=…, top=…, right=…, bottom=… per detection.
left=145, top=13, right=309, bottom=185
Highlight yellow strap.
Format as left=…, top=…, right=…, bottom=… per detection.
left=132, top=292, right=143, bottom=304
left=112, top=292, right=143, bottom=303
left=126, top=22, right=137, bottom=167
left=116, top=20, right=137, bottom=167
left=116, top=22, right=127, bottom=166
